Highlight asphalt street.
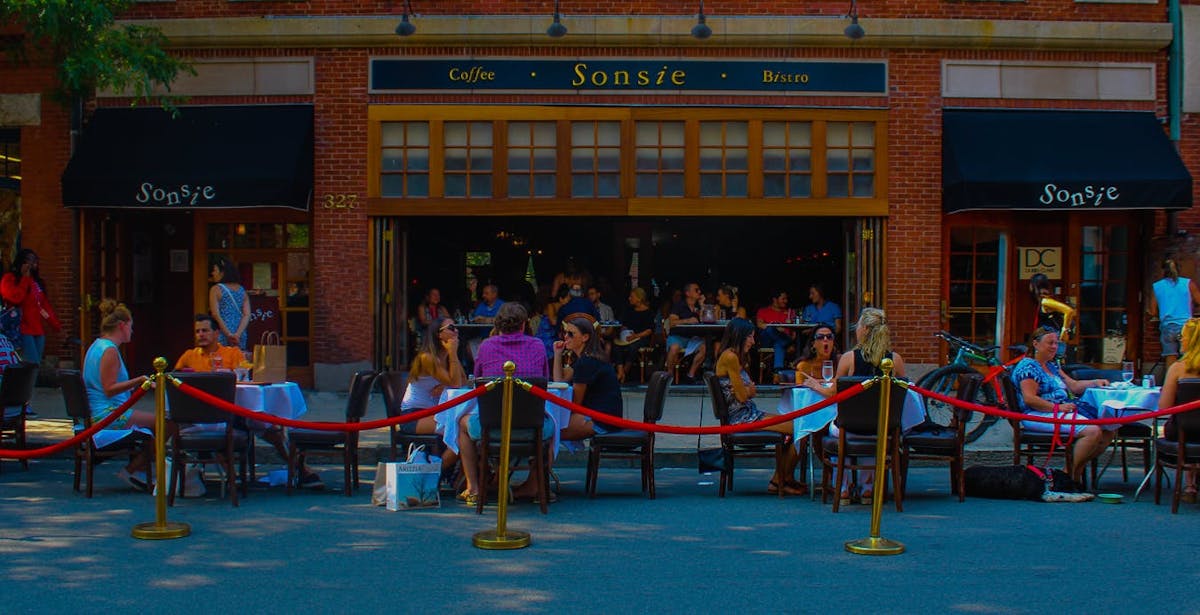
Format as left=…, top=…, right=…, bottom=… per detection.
left=1, top=458, right=1196, bottom=613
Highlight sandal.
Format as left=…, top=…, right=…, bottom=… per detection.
left=768, top=479, right=807, bottom=496
left=839, top=489, right=852, bottom=506
left=1183, top=487, right=1198, bottom=504
left=860, top=490, right=874, bottom=505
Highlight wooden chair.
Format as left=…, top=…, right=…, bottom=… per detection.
left=165, top=371, right=247, bottom=506
left=637, top=344, right=659, bottom=383
left=0, top=361, right=39, bottom=471
left=902, top=373, right=980, bottom=502
left=288, top=370, right=377, bottom=496
left=819, top=376, right=906, bottom=513
left=585, top=370, right=670, bottom=498
left=475, top=377, right=552, bottom=514
left=702, top=372, right=789, bottom=497
left=1154, top=378, right=1200, bottom=513
left=59, top=369, right=146, bottom=497
left=756, top=348, right=775, bottom=383
left=377, top=370, right=445, bottom=460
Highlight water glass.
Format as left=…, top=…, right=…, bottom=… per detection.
left=1121, top=361, right=1134, bottom=384
left=234, top=367, right=249, bottom=382
left=821, top=360, right=835, bottom=386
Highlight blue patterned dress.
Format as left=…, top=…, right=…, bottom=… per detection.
left=720, top=369, right=765, bottom=425
left=1010, top=357, right=1096, bottom=435
left=216, top=283, right=248, bottom=349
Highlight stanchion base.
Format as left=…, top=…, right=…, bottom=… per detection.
left=131, top=521, right=191, bottom=540
left=473, top=529, right=531, bottom=550
left=845, top=536, right=904, bottom=556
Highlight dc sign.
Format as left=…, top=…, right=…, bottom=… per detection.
left=1017, top=247, right=1061, bottom=279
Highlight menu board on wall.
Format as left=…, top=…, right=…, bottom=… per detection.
left=246, top=294, right=282, bottom=347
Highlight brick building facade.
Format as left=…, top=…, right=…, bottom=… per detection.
left=2, top=1, right=1197, bottom=384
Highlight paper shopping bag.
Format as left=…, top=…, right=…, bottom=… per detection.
left=371, top=461, right=389, bottom=506
left=385, top=445, right=441, bottom=511
left=252, top=331, right=287, bottom=383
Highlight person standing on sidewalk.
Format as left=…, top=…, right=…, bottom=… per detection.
left=1, top=249, right=61, bottom=367
left=1147, top=257, right=1200, bottom=368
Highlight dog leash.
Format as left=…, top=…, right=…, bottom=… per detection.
left=1043, top=403, right=1079, bottom=469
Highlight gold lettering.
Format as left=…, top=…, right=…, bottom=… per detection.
left=636, top=70, right=650, bottom=86
left=591, top=71, right=608, bottom=86
left=612, top=70, right=630, bottom=86
left=655, top=66, right=668, bottom=85
left=571, top=63, right=587, bottom=87
left=671, top=70, right=685, bottom=86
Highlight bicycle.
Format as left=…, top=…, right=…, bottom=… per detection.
left=915, top=331, right=1024, bottom=444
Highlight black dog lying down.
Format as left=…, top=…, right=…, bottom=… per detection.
left=964, top=465, right=1095, bottom=503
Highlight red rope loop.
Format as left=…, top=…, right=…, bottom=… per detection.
left=909, top=383, right=1200, bottom=425
left=171, top=381, right=489, bottom=431
left=0, top=386, right=150, bottom=459
left=524, top=381, right=867, bottom=435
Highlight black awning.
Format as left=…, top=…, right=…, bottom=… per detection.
left=63, top=105, right=313, bottom=210
left=943, top=110, right=1191, bottom=214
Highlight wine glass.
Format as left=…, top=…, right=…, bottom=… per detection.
left=821, top=360, right=835, bottom=386
left=1121, top=361, right=1134, bottom=385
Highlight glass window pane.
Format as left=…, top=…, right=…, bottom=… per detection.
left=286, top=341, right=309, bottom=366
left=789, top=150, right=810, bottom=171
left=572, top=174, right=594, bottom=197
left=445, top=122, right=467, bottom=146
left=445, top=149, right=467, bottom=171
left=949, top=314, right=972, bottom=338
left=408, top=122, right=429, bottom=144
left=597, top=122, right=620, bottom=146
left=597, top=174, right=620, bottom=197
left=408, top=175, right=429, bottom=197
left=286, top=251, right=310, bottom=279
left=950, top=255, right=973, bottom=280
left=1110, top=227, right=1129, bottom=251
left=286, top=311, right=310, bottom=337
left=661, top=174, right=684, bottom=197
left=1081, top=254, right=1102, bottom=281
left=726, top=122, right=748, bottom=146
left=852, top=174, right=874, bottom=197
left=853, top=151, right=874, bottom=172
left=508, top=151, right=530, bottom=171
left=764, top=122, right=785, bottom=147
left=571, top=122, right=593, bottom=144
left=636, top=174, right=657, bottom=196
left=950, top=227, right=973, bottom=251
left=208, top=224, right=230, bottom=249
left=533, top=122, right=556, bottom=144
left=533, top=148, right=556, bottom=171
left=509, top=175, right=530, bottom=197
left=636, top=148, right=658, bottom=171
left=700, top=122, right=722, bottom=145
left=827, top=149, right=849, bottom=172
left=764, top=150, right=786, bottom=172
left=764, top=175, right=786, bottom=197
left=469, top=122, right=492, bottom=145
left=976, top=254, right=998, bottom=279
left=700, top=175, right=722, bottom=196
left=1081, top=227, right=1103, bottom=252
left=852, top=122, right=875, bottom=146
left=597, top=149, right=620, bottom=172
left=382, top=150, right=403, bottom=170
left=976, top=284, right=998, bottom=307
left=635, top=122, right=658, bottom=144
left=974, top=312, right=997, bottom=337
left=445, top=175, right=467, bottom=197
left=699, top=148, right=722, bottom=171
left=260, top=224, right=284, bottom=249
left=726, top=174, right=748, bottom=197
left=470, top=175, right=492, bottom=198
left=1106, top=283, right=1127, bottom=308
left=572, top=149, right=592, bottom=171
left=727, top=153, right=748, bottom=171
left=949, top=282, right=971, bottom=308
left=661, top=122, right=684, bottom=146
left=381, top=174, right=404, bottom=196
left=789, top=176, right=811, bottom=197
left=828, top=174, right=849, bottom=197
left=790, top=123, right=812, bottom=146
left=408, top=149, right=429, bottom=171
left=470, top=151, right=492, bottom=171
left=382, top=123, right=406, bottom=147
left=827, top=122, right=849, bottom=147
left=508, top=123, right=531, bottom=146
left=661, top=148, right=684, bottom=171
left=533, top=175, right=556, bottom=197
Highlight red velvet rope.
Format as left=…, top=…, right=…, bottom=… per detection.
left=0, top=386, right=149, bottom=459
left=525, top=381, right=866, bottom=435
left=172, top=381, right=488, bottom=431
left=910, top=383, right=1200, bottom=425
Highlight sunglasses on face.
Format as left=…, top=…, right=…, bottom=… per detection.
left=564, top=331, right=579, bottom=338
left=439, top=324, right=457, bottom=332
left=814, top=333, right=835, bottom=341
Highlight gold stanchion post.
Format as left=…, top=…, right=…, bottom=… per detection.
left=473, top=361, right=531, bottom=550
left=845, top=357, right=904, bottom=556
left=132, top=357, right=191, bottom=540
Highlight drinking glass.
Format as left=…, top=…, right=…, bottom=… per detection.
left=1121, top=361, right=1134, bottom=384
left=821, top=360, right=835, bottom=386
left=212, top=354, right=224, bottom=371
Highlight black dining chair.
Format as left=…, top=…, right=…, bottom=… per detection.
left=0, top=361, right=39, bottom=472
left=902, top=373, right=980, bottom=502
left=288, top=370, right=377, bottom=496
left=377, top=370, right=446, bottom=460
left=59, top=369, right=147, bottom=497
left=585, top=370, right=670, bottom=499
left=1003, top=375, right=1085, bottom=486
left=1154, top=378, right=1200, bottom=513
left=475, top=377, right=552, bottom=514
left=703, top=372, right=789, bottom=498
left=166, top=371, right=246, bottom=506
left=819, top=376, right=906, bottom=513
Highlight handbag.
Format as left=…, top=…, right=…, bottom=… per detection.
left=383, top=444, right=441, bottom=511
left=251, top=331, right=287, bottom=383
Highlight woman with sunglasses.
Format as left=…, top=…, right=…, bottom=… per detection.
left=795, top=323, right=840, bottom=397
left=401, top=318, right=467, bottom=457
left=554, top=317, right=624, bottom=441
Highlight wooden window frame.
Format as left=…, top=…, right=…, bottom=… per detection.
left=366, top=106, right=888, bottom=217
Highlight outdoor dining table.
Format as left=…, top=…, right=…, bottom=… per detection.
left=1079, top=383, right=1161, bottom=499
left=436, top=383, right=573, bottom=458
left=776, top=383, right=926, bottom=498
left=670, top=322, right=729, bottom=357
left=235, top=381, right=308, bottom=430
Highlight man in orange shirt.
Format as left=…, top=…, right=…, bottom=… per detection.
left=175, top=314, right=323, bottom=489
left=175, top=314, right=246, bottom=372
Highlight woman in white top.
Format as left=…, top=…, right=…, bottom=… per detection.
left=401, top=318, right=467, bottom=464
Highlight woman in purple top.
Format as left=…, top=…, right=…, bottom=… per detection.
left=458, top=302, right=550, bottom=505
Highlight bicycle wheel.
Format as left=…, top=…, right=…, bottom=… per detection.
left=915, top=364, right=999, bottom=443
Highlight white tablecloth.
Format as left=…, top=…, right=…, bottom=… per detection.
left=436, top=384, right=572, bottom=458
left=236, top=382, right=308, bottom=430
left=1079, top=386, right=1161, bottom=433
left=776, top=385, right=926, bottom=449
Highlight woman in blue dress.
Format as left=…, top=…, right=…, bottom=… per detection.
left=1011, top=326, right=1113, bottom=483
left=208, top=260, right=251, bottom=350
